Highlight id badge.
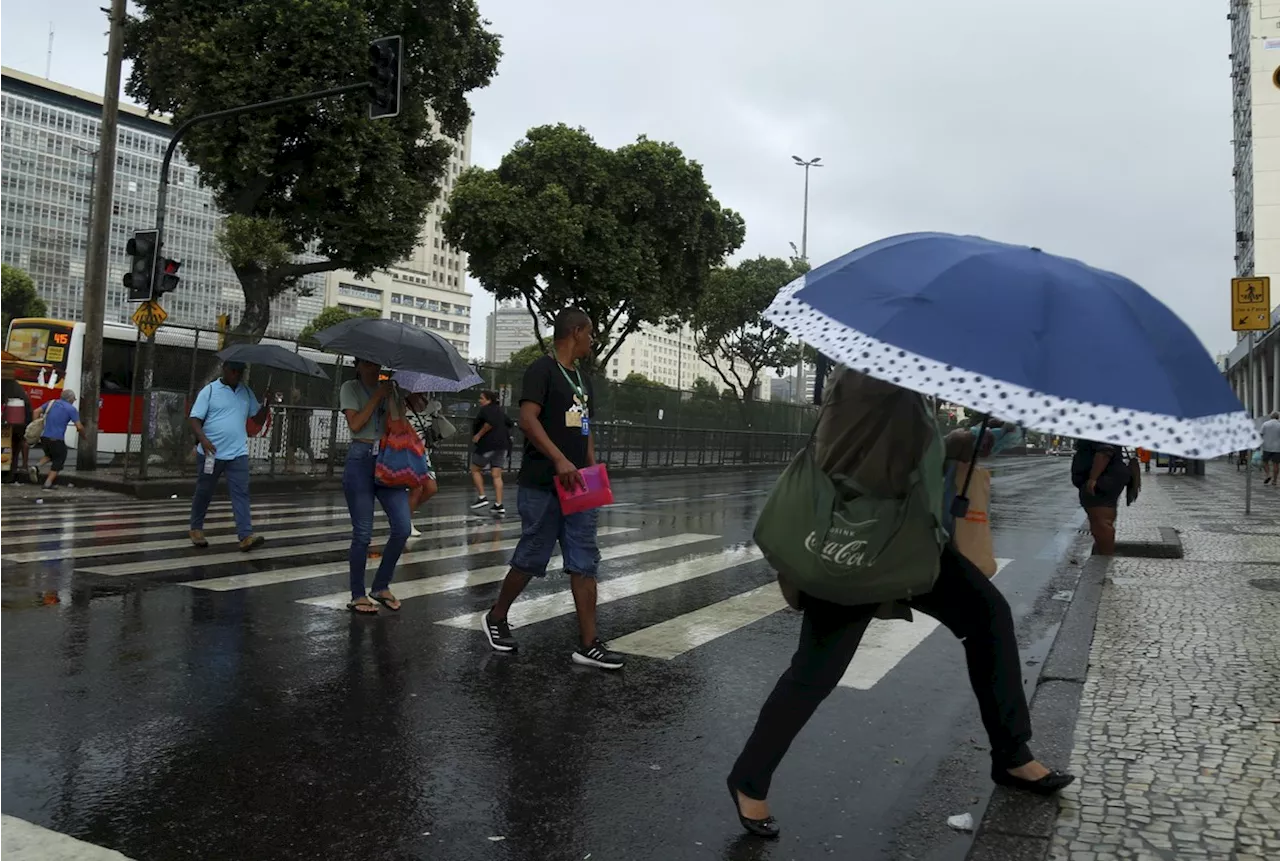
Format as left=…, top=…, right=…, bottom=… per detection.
left=565, top=410, right=582, bottom=429
left=580, top=415, right=590, bottom=436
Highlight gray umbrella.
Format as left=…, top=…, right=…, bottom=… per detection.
left=314, top=318, right=473, bottom=380
left=216, top=343, right=329, bottom=379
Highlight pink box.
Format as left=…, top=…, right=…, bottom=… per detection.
left=556, top=464, right=614, bottom=514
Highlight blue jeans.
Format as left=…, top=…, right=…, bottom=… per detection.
left=343, top=442, right=412, bottom=599
left=509, top=485, right=601, bottom=578
left=191, top=454, right=253, bottom=540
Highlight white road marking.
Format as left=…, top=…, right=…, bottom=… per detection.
left=3, top=516, right=471, bottom=563
left=610, top=582, right=784, bottom=659
left=653, top=497, right=688, bottom=503
left=837, top=558, right=1013, bottom=689
left=1, top=814, right=135, bottom=860
left=298, top=533, right=717, bottom=609
left=0, top=508, right=356, bottom=546
left=189, top=527, right=637, bottom=592
left=437, top=545, right=764, bottom=632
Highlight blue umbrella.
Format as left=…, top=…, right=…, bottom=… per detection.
left=767, top=232, right=1257, bottom=458
left=393, top=368, right=484, bottom=394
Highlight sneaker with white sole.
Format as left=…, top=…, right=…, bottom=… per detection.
left=409, top=524, right=422, bottom=538
left=572, top=639, right=625, bottom=670
left=482, top=611, right=517, bottom=652
left=491, top=503, right=506, bottom=516
left=469, top=496, right=489, bottom=510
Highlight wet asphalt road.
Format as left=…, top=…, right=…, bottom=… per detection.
left=1, top=458, right=1086, bottom=861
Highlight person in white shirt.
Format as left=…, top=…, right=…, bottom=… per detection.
left=1260, top=411, right=1280, bottom=486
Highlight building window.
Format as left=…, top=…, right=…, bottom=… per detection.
left=338, top=282, right=382, bottom=302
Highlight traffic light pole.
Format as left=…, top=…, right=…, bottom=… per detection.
left=137, top=80, right=370, bottom=480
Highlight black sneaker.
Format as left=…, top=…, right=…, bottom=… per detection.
left=469, top=496, right=489, bottom=510
left=482, top=611, right=517, bottom=652
left=572, top=639, right=625, bottom=670
left=491, top=503, right=506, bottom=516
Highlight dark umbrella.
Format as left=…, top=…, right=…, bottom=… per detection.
left=314, top=318, right=474, bottom=381
left=216, top=343, right=329, bottom=379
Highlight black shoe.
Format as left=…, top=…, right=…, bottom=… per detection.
left=482, top=611, right=517, bottom=652
left=991, top=766, right=1075, bottom=795
left=491, top=503, right=506, bottom=516
left=727, top=778, right=780, bottom=839
left=469, top=496, right=489, bottom=510
left=572, top=638, right=624, bottom=670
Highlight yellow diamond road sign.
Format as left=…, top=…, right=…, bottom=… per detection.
left=1231, top=276, right=1270, bottom=332
left=131, top=299, right=168, bottom=339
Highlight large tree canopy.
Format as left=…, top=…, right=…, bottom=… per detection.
left=443, top=124, right=745, bottom=366
left=1, top=264, right=46, bottom=332
left=123, top=0, right=501, bottom=340
left=691, top=256, right=809, bottom=411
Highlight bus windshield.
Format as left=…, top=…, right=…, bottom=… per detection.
left=7, top=321, right=72, bottom=367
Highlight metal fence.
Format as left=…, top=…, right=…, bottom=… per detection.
left=114, top=324, right=817, bottom=477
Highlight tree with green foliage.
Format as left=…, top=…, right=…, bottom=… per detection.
left=122, top=0, right=501, bottom=342
left=1, top=264, right=46, bottom=332
left=444, top=124, right=745, bottom=367
left=689, top=377, right=721, bottom=402
left=691, top=256, right=809, bottom=420
left=296, top=305, right=380, bottom=346
left=503, top=342, right=546, bottom=377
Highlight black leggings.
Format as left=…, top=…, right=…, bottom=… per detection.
left=729, top=545, right=1032, bottom=800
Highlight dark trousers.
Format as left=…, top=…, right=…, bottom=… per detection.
left=729, top=545, right=1032, bottom=800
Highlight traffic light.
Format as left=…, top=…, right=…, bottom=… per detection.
left=368, top=35, right=402, bottom=119
left=123, top=229, right=158, bottom=302
left=155, top=258, right=182, bottom=296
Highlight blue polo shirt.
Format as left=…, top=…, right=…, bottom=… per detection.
left=190, top=379, right=260, bottom=460
left=42, top=400, right=79, bottom=440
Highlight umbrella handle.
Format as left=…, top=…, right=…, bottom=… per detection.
left=950, top=417, right=990, bottom=518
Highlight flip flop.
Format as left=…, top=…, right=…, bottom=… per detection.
left=369, top=591, right=401, bottom=612
left=347, top=597, right=378, bottom=615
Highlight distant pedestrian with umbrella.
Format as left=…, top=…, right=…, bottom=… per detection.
left=727, top=232, right=1257, bottom=838
left=188, top=360, right=270, bottom=550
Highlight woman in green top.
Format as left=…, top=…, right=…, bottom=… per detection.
left=338, top=359, right=412, bottom=614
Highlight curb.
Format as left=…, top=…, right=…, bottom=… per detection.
left=966, top=523, right=1186, bottom=860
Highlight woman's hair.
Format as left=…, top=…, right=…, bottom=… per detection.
left=480, top=389, right=499, bottom=404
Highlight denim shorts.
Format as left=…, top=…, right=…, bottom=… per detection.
left=509, top=485, right=600, bottom=578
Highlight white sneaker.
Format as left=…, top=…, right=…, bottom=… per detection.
left=409, top=524, right=422, bottom=538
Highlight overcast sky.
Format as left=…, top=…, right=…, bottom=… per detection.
left=2, top=0, right=1240, bottom=359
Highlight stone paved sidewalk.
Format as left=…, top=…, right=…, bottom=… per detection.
left=1050, top=462, right=1280, bottom=861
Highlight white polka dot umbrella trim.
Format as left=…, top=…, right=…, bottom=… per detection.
left=766, top=275, right=1259, bottom=459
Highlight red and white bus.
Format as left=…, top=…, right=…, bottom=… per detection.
left=5, top=317, right=343, bottom=456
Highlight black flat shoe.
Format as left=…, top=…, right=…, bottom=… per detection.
left=726, top=778, right=780, bottom=839
left=991, top=767, right=1076, bottom=795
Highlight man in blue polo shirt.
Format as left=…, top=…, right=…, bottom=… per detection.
left=188, top=361, right=270, bottom=550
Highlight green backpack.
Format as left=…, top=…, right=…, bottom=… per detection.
left=754, top=429, right=948, bottom=607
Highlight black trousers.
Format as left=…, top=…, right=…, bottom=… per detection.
left=729, top=545, right=1033, bottom=800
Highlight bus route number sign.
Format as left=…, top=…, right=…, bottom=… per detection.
left=131, top=300, right=169, bottom=339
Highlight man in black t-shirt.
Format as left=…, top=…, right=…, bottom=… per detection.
left=480, top=308, right=623, bottom=670
left=468, top=389, right=512, bottom=514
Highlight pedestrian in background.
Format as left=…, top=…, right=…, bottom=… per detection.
left=469, top=389, right=511, bottom=516
left=1071, top=439, right=1132, bottom=555
left=340, top=359, right=411, bottom=614
left=188, top=361, right=269, bottom=550
left=404, top=391, right=439, bottom=538
left=30, top=389, right=83, bottom=490
left=1261, top=411, right=1280, bottom=486
left=481, top=308, right=623, bottom=669
left=3, top=375, right=32, bottom=479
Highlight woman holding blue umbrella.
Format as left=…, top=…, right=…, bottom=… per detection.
left=727, top=233, right=1256, bottom=838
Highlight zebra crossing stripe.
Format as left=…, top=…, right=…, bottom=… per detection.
left=297, top=533, right=719, bottom=609
left=187, top=527, right=639, bottom=592
left=1, top=814, right=136, bottom=860
left=1, top=498, right=304, bottom=519
left=609, top=582, right=785, bottom=659
left=837, top=558, right=1013, bottom=689
left=437, top=545, right=765, bottom=633
left=0, top=509, right=357, bottom=547
left=0, top=500, right=332, bottom=532
left=2, top=515, right=472, bottom=563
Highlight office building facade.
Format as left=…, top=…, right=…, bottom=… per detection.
left=0, top=67, right=324, bottom=337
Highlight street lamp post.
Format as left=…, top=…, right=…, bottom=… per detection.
left=791, top=155, right=822, bottom=403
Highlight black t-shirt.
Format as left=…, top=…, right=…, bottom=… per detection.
left=472, top=402, right=510, bottom=454
left=518, top=355, right=594, bottom=488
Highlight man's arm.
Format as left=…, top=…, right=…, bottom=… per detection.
left=250, top=389, right=270, bottom=423
left=1085, top=447, right=1114, bottom=494
left=473, top=422, right=493, bottom=444
left=190, top=416, right=216, bottom=456
left=519, top=400, right=582, bottom=488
